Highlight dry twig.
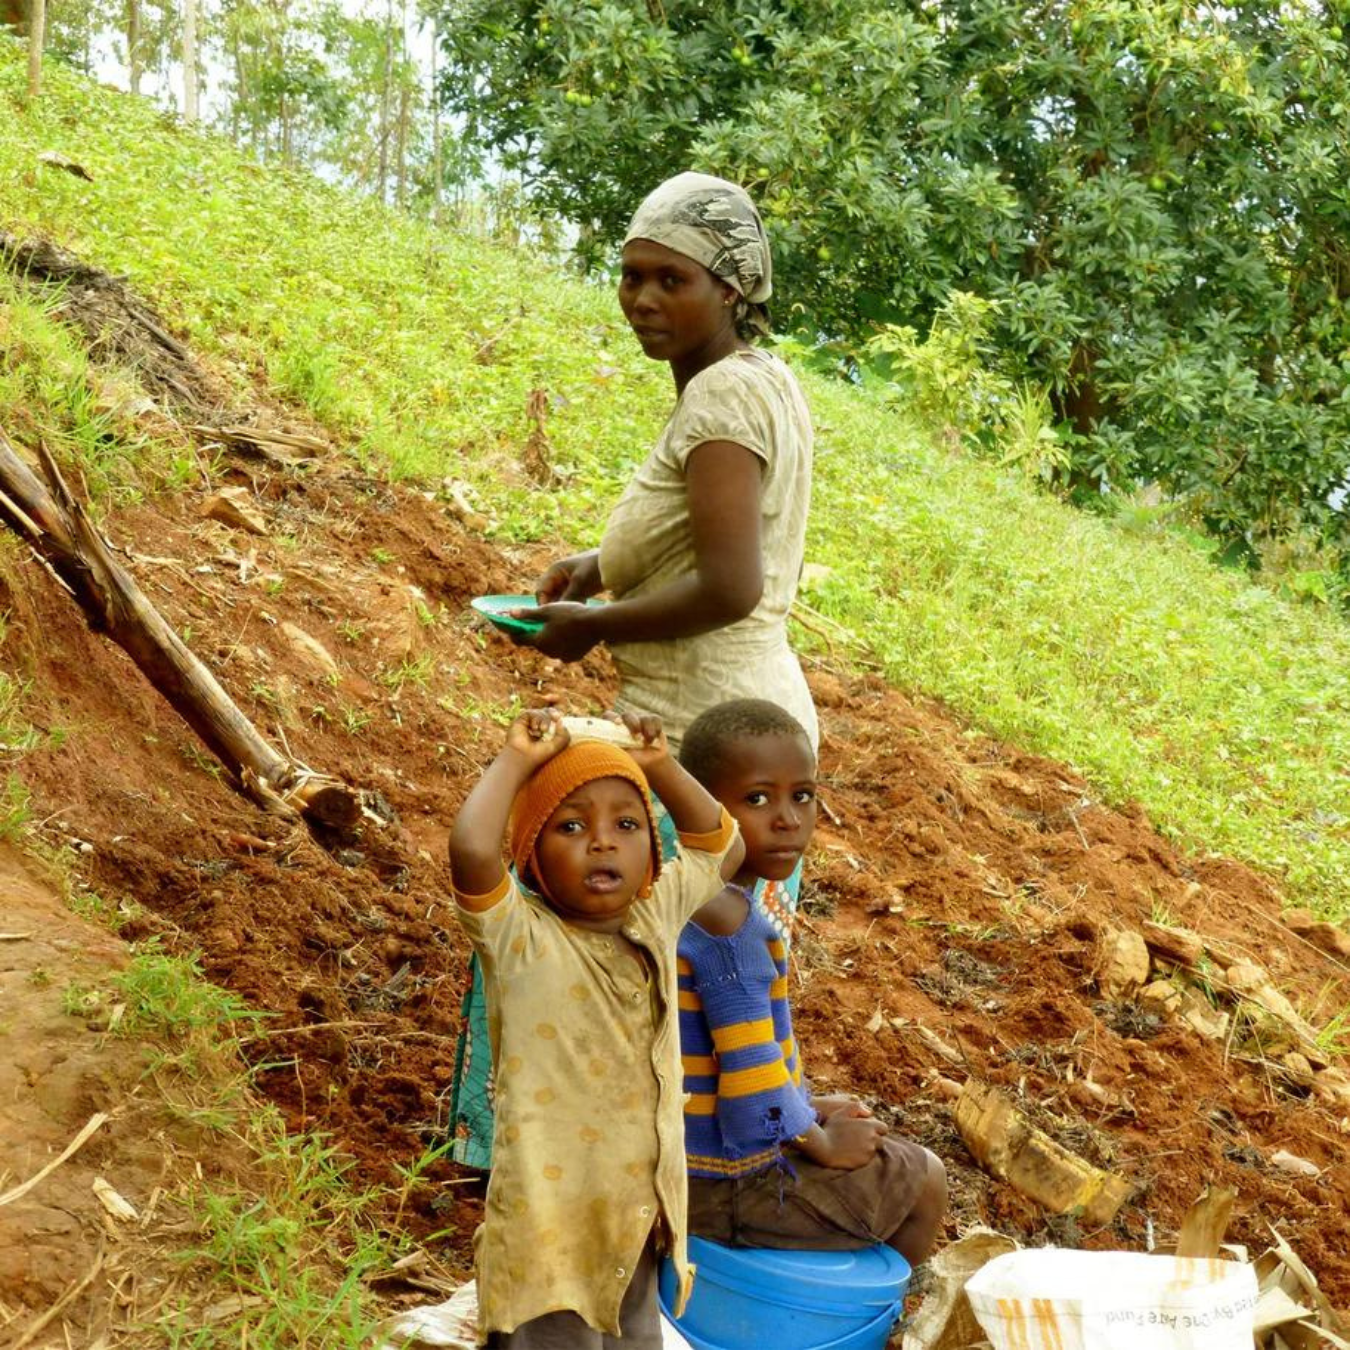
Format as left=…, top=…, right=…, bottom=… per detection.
left=0, top=1112, right=111, bottom=1208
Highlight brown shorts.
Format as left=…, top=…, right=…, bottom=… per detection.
left=687, top=1135, right=934, bottom=1251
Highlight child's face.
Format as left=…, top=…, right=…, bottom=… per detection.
left=707, top=733, right=817, bottom=883
left=533, top=776, right=652, bottom=929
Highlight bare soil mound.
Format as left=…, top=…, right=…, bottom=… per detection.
left=3, top=251, right=1348, bottom=1322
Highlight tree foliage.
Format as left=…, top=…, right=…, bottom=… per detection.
left=437, top=0, right=1350, bottom=567
left=13, top=0, right=450, bottom=210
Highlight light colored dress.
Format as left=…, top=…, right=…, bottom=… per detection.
left=598, top=347, right=818, bottom=753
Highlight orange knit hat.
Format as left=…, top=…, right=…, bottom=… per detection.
left=509, top=742, right=661, bottom=901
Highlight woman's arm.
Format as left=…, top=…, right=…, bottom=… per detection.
left=516, top=441, right=765, bottom=663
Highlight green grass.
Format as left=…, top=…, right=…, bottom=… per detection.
left=0, top=607, right=42, bottom=776
left=4, top=40, right=1350, bottom=913
left=0, top=39, right=647, bottom=525
left=0, top=271, right=194, bottom=501
left=377, top=652, right=436, bottom=693
left=799, top=384, right=1350, bottom=908
left=160, top=1127, right=388, bottom=1349
left=66, top=884, right=134, bottom=929
left=49, top=930, right=396, bottom=1345
left=113, top=940, right=266, bottom=1039
left=0, top=772, right=31, bottom=839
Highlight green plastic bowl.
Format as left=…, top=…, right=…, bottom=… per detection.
left=470, top=594, right=545, bottom=635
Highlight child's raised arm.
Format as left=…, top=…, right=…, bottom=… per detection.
left=449, top=709, right=570, bottom=899
left=619, top=712, right=745, bottom=882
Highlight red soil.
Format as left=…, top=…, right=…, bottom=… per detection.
left=1, top=306, right=1347, bottom=1326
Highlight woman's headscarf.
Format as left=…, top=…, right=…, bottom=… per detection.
left=623, top=171, right=773, bottom=337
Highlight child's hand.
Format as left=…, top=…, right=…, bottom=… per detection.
left=612, top=711, right=669, bottom=770
left=800, top=1114, right=886, bottom=1171
left=812, top=1094, right=873, bottom=1123
left=450, top=709, right=569, bottom=901
left=503, top=708, right=570, bottom=769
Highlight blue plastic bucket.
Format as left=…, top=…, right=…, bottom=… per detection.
left=659, top=1239, right=911, bottom=1350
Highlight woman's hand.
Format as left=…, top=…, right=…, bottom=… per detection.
left=509, top=602, right=602, bottom=662
left=534, top=550, right=602, bottom=604
left=510, top=443, right=764, bottom=662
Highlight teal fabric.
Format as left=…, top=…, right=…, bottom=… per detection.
left=448, top=954, right=494, bottom=1169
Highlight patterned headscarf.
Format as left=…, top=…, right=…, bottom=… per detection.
left=624, top=172, right=773, bottom=337
left=509, top=742, right=661, bottom=902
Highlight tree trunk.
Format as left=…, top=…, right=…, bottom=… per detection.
left=25, top=0, right=45, bottom=102
left=127, top=0, right=142, bottom=94
left=230, top=31, right=242, bottom=141
left=181, top=0, right=198, bottom=121
left=395, top=78, right=409, bottom=208
left=0, top=426, right=367, bottom=831
left=395, top=0, right=411, bottom=207
left=376, top=0, right=393, bottom=201
left=430, top=12, right=442, bottom=225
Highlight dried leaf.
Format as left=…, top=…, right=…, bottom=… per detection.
left=1269, top=1150, right=1320, bottom=1178
left=91, top=1176, right=138, bottom=1222
left=901, top=1228, right=1020, bottom=1350
left=955, top=1080, right=1132, bottom=1226
left=1255, top=1286, right=1316, bottom=1338
left=1175, top=1184, right=1236, bottom=1259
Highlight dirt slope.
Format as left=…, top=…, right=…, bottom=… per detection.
left=0, top=846, right=278, bottom=1345
left=2, top=256, right=1349, bottom=1331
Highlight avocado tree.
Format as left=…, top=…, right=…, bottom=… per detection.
left=436, top=0, right=1350, bottom=571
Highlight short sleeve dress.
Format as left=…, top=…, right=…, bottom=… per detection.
left=598, top=348, right=818, bottom=753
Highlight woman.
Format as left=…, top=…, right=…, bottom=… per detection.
left=450, top=171, right=817, bottom=1168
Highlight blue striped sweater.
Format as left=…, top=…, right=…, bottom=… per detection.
left=677, top=903, right=817, bottom=1179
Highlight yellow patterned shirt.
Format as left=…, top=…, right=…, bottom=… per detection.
left=453, top=810, right=738, bottom=1340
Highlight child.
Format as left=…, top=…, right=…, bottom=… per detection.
left=676, top=699, right=947, bottom=1264
left=448, top=708, right=744, bottom=1347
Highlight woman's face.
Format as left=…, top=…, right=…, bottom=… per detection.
left=618, top=239, right=738, bottom=368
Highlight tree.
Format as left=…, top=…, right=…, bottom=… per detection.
left=128, top=0, right=143, bottom=90
left=26, top=0, right=45, bottom=100
left=436, top=0, right=1350, bottom=568
left=305, top=0, right=425, bottom=197
left=427, top=3, right=442, bottom=221
left=218, top=0, right=352, bottom=166
left=118, top=0, right=175, bottom=98
left=41, top=0, right=112, bottom=72
left=181, top=0, right=198, bottom=118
